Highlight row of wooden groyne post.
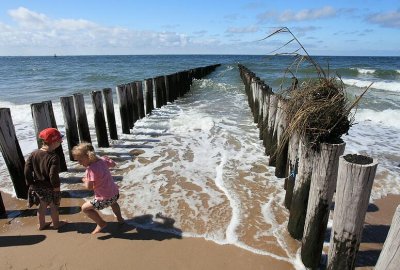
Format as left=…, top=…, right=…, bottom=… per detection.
left=0, top=64, right=220, bottom=213
left=238, top=64, right=399, bottom=270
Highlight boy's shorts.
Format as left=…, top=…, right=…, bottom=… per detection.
left=28, top=185, right=61, bottom=207
left=90, top=193, right=119, bottom=210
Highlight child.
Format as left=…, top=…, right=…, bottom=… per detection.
left=72, top=142, right=124, bottom=234
left=24, top=127, right=65, bottom=230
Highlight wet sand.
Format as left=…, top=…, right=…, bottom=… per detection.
left=1, top=190, right=399, bottom=269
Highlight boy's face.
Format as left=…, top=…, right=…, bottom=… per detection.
left=75, top=154, right=90, bottom=167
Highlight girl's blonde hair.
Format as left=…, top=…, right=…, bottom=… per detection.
left=72, top=142, right=97, bottom=163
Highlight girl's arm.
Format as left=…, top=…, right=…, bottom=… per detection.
left=82, top=177, right=94, bottom=190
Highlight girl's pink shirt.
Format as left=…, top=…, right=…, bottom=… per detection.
left=85, top=156, right=119, bottom=200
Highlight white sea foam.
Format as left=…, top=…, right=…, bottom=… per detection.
left=356, top=68, right=376, bottom=74
left=343, top=78, right=400, bottom=92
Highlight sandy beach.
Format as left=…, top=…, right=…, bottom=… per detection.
left=1, top=187, right=399, bottom=270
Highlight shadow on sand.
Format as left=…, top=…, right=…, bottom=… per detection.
left=0, top=235, right=46, bottom=247
left=58, top=213, right=182, bottom=241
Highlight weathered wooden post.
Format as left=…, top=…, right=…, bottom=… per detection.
left=60, top=96, right=80, bottom=160
left=102, top=88, right=118, bottom=140
left=287, top=138, right=316, bottom=240
left=165, top=74, right=173, bottom=103
left=91, top=90, right=109, bottom=147
left=145, top=78, right=154, bottom=115
left=135, top=81, right=145, bottom=118
left=0, top=191, right=5, bottom=216
left=375, top=205, right=400, bottom=270
left=116, top=85, right=130, bottom=134
left=125, top=83, right=134, bottom=129
left=130, top=82, right=139, bottom=125
left=31, top=101, right=67, bottom=172
left=275, top=98, right=289, bottom=178
left=154, top=76, right=164, bottom=108
left=284, top=132, right=300, bottom=209
left=266, top=94, right=278, bottom=161
left=73, top=93, right=92, bottom=143
left=301, top=141, right=346, bottom=268
left=327, top=154, right=378, bottom=270
left=0, top=108, right=28, bottom=199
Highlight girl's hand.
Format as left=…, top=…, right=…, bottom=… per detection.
left=82, top=177, right=87, bottom=183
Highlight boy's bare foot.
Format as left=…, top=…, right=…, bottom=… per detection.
left=53, top=220, right=68, bottom=230
left=38, top=222, right=52, bottom=230
left=91, top=223, right=107, bottom=234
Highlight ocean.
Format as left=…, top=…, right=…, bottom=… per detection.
left=0, top=55, right=399, bottom=268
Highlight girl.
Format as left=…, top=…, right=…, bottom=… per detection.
left=72, top=142, right=124, bottom=234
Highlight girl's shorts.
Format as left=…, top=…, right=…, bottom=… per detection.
left=90, top=193, right=119, bottom=210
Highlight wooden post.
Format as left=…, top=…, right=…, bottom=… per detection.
left=0, top=191, right=5, bottom=216
left=135, top=81, right=145, bottom=119
left=130, top=82, right=139, bottom=125
left=274, top=98, right=289, bottom=178
left=91, top=91, right=109, bottom=147
left=145, top=78, right=154, bottom=115
left=165, top=74, right=173, bottom=103
left=375, top=205, right=400, bottom=270
left=284, top=132, right=300, bottom=209
left=31, top=101, right=67, bottom=172
left=327, top=154, right=378, bottom=270
left=301, top=141, right=346, bottom=268
left=125, top=84, right=134, bottom=129
left=287, top=137, right=316, bottom=240
left=266, top=95, right=278, bottom=162
left=154, top=76, right=164, bottom=108
left=116, top=85, right=130, bottom=134
left=73, top=93, right=92, bottom=143
left=102, top=88, right=118, bottom=140
left=60, top=96, right=80, bottom=161
left=0, top=108, right=28, bottom=199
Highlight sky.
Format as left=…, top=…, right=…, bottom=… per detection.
left=0, top=0, right=399, bottom=56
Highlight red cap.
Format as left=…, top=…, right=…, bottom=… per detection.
left=39, top=128, right=63, bottom=144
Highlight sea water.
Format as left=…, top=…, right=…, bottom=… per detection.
left=0, top=55, right=399, bottom=268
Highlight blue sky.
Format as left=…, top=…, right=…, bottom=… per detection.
left=0, top=0, right=399, bottom=56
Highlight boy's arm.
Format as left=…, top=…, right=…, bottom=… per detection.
left=24, top=155, right=34, bottom=186
left=49, top=156, right=61, bottom=191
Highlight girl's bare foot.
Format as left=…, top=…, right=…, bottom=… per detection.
left=38, top=222, right=52, bottom=230
left=91, top=223, right=107, bottom=234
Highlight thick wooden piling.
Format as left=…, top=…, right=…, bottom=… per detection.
left=165, top=74, right=174, bottom=103
left=375, top=205, right=400, bottom=270
left=327, top=154, right=377, bottom=270
left=154, top=76, right=164, bottom=108
left=301, top=141, right=346, bottom=268
left=125, top=84, right=134, bottom=129
left=73, top=93, right=92, bottom=143
left=135, top=81, right=145, bottom=118
left=287, top=138, right=316, bottom=240
left=0, top=191, right=5, bottom=216
left=60, top=96, right=80, bottom=161
left=102, top=88, right=118, bottom=140
left=130, top=82, right=139, bottom=125
left=31, top=101, right=67, bottom=172
left=91, top=91, right=109, bottom=147
left=116, top=85, right=130, bottom=134
left=274, top=98, right=289, bottom=178
left=145, top=78, right=154, bottom=115
left=284, top=132, right=300, bottom=209
left=0, top=108, right=28, bottom=199
left=266, top=94, right=278, bottom=161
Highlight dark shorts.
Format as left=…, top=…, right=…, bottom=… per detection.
left=28, top=185, right=61, bottom=208
left=90, top=193, right=119, bottom=210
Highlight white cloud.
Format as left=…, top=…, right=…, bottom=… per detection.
left=367, top=10, right=400, bottom=28
left=258, top=6, right=336, bottom=23
left=226, top=26, right=259, bottom=34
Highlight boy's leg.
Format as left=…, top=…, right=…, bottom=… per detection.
left=81, top=201, right=107, bottom=234
left=37, top=200, right=51, bottom=230
left=49, top=203, right=66, bottom=229
left=111, top=202, right=124, bottom=223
